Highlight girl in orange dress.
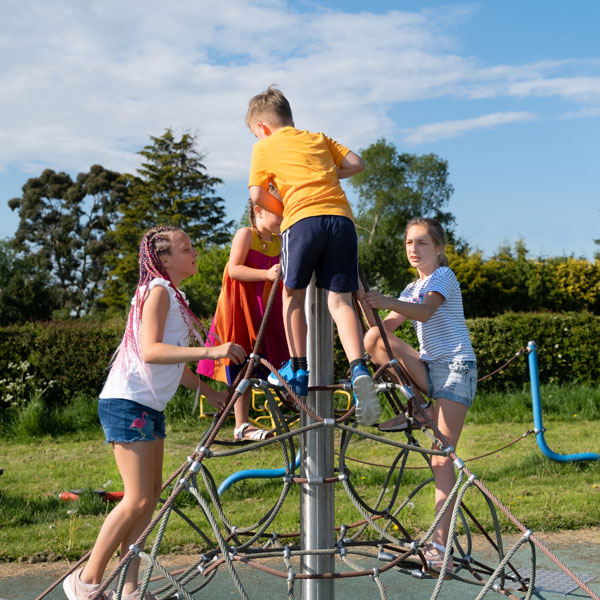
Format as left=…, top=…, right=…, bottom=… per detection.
left=197, top=197, right=289, bottom=440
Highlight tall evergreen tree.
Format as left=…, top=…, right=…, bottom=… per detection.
left=102, top=129, right=234, bottom=309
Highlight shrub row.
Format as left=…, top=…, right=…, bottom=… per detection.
left=0, top=320, right=123, bottom=408
left=467, top=311, right=600, bottom=390
left=0, top=312, right=598, bottom=412
left=342, top=311, right=600, bottom=391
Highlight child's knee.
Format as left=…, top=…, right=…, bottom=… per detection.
left=431, top=454, right=453, bottom=472
left=122, top=494, right=156, bottom=518
left=326, top=291, right=353, bottom=315
left=364, top=326, right=382, bottom=354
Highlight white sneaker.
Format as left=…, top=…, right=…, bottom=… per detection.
left=63, top=569, right=110, bottom=600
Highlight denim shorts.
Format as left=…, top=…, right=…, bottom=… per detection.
left=98, top=398, right=166, bottom=443
left=281, top=215, right=358, bottom=292
left=425, top=360, right=477, bottom=408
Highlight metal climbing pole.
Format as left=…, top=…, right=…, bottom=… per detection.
left=301, top=278, right=335, bottom=599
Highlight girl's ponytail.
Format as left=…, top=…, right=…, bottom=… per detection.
left=247, top=198, right=258, bottom=234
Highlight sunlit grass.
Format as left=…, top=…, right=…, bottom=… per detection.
left=1, top=384, right=599, bottom=561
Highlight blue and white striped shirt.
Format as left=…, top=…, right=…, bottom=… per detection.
left=399, top=266, right=476, bottom=363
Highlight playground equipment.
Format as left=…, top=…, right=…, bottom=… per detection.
left=216, top=338, right=599, bottom=498
left=528, top=340, right=600, bottom=462
left=36, top=274, right=599, bottom=600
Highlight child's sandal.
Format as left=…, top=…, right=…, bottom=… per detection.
left=233, top=423, right=273, bottom=442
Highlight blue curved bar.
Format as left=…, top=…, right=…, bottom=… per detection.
left=218, top=451, right=301, bottom=495
left=528, top=340, right=600, bottom=462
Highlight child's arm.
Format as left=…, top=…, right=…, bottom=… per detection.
left=364, top=289, right=444, bottom=323
left=382, top=311, right=407, bottom=333
left=250, top=185, right=284, bottom=216
left=228, top=227, right=280, bottom=282
left=140, top=286, right=247, bottom=364
left=336, top=151, right=365, bottom=179
left=180, top=367, right=229, bottom=409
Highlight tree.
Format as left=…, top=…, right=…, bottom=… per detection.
left=8, top=166, right=127, bottom=317
left=449, top=241, right=534, bottom=317
left=0, top=240, right=60, bottom=324
left=350, top=139, right=456, bottom=294
left=102, top=129, right=234, bottom=309
left=180, top=242, right=230, bottom=319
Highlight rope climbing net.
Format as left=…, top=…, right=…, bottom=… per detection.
left=37, top=273, right=598, bottom=600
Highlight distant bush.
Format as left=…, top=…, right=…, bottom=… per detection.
left=449, top=243, right=600, bottom=318
left=344, top=311, right=600, bottom=392
left=1, top=312, right=598, bottom=421
left=0, top=320, right=123, bottom=409
left=467, top=311, right=600, bottom=391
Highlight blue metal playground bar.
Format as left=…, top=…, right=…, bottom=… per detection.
left=218, top=451, right=301, bottom=495
left=528, top=340, right=600, bottom=462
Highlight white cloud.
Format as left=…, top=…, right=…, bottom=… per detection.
left=0, top=0, right=599, bottom=184
left=403, top=112, right=538, bottom=144
left=509, top=77, right=600, bottom=104
left=561, top=106, right=600, bottom=119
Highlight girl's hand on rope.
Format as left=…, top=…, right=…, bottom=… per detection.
left=364, top=289, right=390, bottom=310
left=265, top=264, right=280, bottom=282
left=204, top=387, right=229, bottom=411
left=204, top=342, right=247, bottom=364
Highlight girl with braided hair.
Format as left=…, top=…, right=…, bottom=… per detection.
left=197, top=192, right=289, bottom=441
left=64, top=226, right=245, bottom=600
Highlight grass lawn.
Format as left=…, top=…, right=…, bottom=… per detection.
left=1, top=409, right=599, bottom=562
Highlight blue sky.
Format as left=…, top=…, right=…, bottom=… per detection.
left=1, top=1, right=599, bottom=258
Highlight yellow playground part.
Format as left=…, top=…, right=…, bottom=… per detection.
left=197, top=388, right=354, bottom=433
left=249, top=387, right=353, bottom=431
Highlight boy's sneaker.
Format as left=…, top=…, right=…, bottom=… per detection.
left=267, top=359, right=309, bottom=396
left=352, top=364, right=380, bottom=426
left=63, top=568, right=110, bottom=600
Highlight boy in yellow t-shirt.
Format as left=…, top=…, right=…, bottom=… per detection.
left=246, top=86, right=380, bottom=426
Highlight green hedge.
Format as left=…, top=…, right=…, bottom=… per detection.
left=0, top=312, right=598, bottom=411
left=467, top=311, right=600, bottom=390
left=0, top=320, right=124, bottom=407
left=342, top=311, right=600, bottom=391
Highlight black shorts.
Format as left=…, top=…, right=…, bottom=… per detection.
left=281, top=215, right=358, bottom=292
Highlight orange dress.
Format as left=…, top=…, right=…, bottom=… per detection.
left=196, top=230, right=288, bottom=385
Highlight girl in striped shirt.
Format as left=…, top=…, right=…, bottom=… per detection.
left=364, top=217, right=476, bottom=572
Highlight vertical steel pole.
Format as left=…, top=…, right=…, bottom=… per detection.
left=301, top=278, right=335, bottom=599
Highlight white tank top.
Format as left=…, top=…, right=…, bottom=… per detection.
left=99, top=278, right=190, bottom=411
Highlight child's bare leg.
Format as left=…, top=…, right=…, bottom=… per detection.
left=364, top=324, right=434, bottom=430
left=364, top=325, right=428, bottom=393
left=81, top=439, right=163, bottom=594
left=234, top=389, right=252, bottom=429
left=430, top=399, right=468, bottom=549
left=282, top=286, right=307, bottom=357
left=328, top=290, right=381, bottom=424
left=119, top=438, right=164, bottom=594
left=326, top=291, right=363, bottom=361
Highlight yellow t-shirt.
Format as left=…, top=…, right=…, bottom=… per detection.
left=248, top=126, right=355, bottom=232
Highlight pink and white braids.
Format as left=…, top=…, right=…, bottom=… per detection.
left=112, top=226, right=206, bottom=383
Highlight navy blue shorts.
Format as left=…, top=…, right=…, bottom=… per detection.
left=225, top=360, right=270, bottom=387
left=281, top=215, right=358, bottom=292
left=98, top=398, right=166, bottom=443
